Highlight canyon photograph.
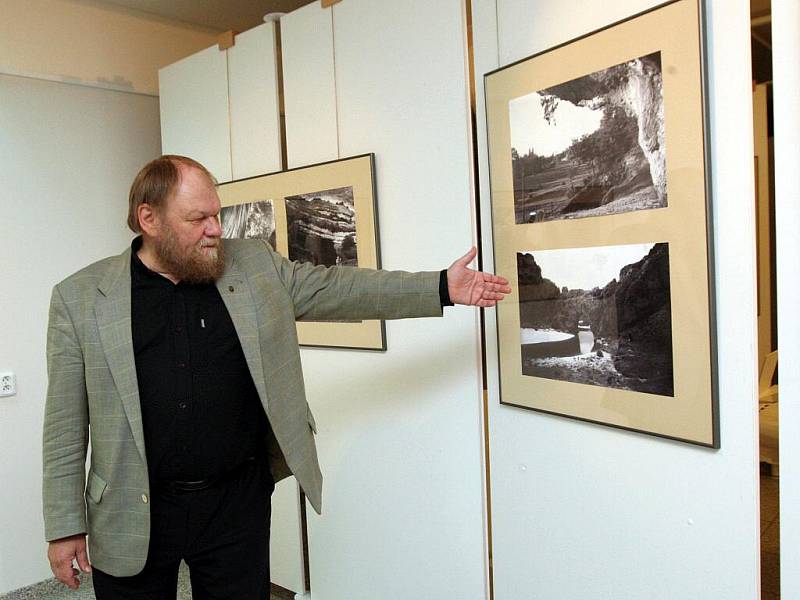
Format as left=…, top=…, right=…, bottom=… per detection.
left=285, top=186, right=358, bottom=267
left=517, top=242, right=674, bottom=396
left=510, top=51, right=667, bottom=223
left=220, top=199, right=276, bottom=249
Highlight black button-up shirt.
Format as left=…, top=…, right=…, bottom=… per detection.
left=130, top=237, right=269, bottom=482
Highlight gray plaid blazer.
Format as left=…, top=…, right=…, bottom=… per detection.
left=42, top=238, right=442, bottom=576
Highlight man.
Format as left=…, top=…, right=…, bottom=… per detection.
left=43, top=155, right=510, bottom=599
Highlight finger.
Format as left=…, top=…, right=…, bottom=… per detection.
left=480, top=285, right=509, bottom=298
left=487, top=282, right=512, bottom=294
left=76, top=545, right=92, bottom=573
left=71, top=567, right=81, bottom=588
left=453, top=246, right=478, bottom=268
left=55, top=564, right=79, bottom=589
left=481, top=291, right=506, bottom=300
left=482, top=273, right=509, bottom=285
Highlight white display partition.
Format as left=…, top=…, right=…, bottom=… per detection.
left=282, top=1, right=489, bottom=599
left=159, top=45, right=232, bottom=183
left=281, top=3, right=339, bottom=168
left=773, top=0, right=800, bottom=595
left=228, top=23, right=283, bottom=179
left=159, top=31, right=305, bottom=593
left=228, top=21, right=304, bottom=595
left=273, top=5, right=342, bottom=595
left=474, top=1, right=760, bottom=598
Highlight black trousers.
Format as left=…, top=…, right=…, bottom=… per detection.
left=92, top=459, right=275, bottom=600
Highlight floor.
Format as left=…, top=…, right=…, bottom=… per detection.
left=0, top=563, right=296, bottom=600
left=760, top=465, right=780, bottom=600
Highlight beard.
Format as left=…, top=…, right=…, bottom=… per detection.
left=154, top=227, right=226, bottom=284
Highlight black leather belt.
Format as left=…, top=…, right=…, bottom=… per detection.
left=155, top=456, right=258, bottom=494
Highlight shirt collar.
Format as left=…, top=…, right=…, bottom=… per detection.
left=130, top=236, right=174, bottom=286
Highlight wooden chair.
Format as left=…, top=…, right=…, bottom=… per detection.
left=759, top=350, right=778, bottom=403
left=759, top=350, right=779, bottom=475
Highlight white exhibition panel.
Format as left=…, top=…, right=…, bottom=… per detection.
left=283, top=1, right=488, bottom=599
left=269, top=478, right=305, bottom=594
left=773, top=0, right=800, bottom=595
left=159, top=26, right=304, bottom=592
left=227, top=23, right=283, bottom=179
left=0, top=74, right=160, bottom=593
left=159, top=45, right=232, bottom=183
left=229, top=17, right=306, bottom=596
left=281, top=2, right=339, bottom=168
left=274, top=5, right=340, bottom=593
left=476, top=1, right=760, bottom=598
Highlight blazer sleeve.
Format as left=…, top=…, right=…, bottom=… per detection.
left=42, top=284, right=89, bottom=542
left=263, top=241, right=444, bottom=322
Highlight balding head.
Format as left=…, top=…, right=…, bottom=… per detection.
left=127, top=155, right=217, bottom=233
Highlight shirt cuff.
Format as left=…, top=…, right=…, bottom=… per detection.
left=439, top=270, right=453, bottom=307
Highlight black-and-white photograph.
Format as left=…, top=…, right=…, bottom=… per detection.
left=220, top=199, right=276, bottom=249
left=510, top=51, right=667, bottom=223
left=517, top=242, right=673, bottom=396
left=285, top=186, right=358, bottom=267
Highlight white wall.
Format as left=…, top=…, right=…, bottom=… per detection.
left=474, top=1, right=760, bottom=598
left=0, top=0, right=219, bottom=95
left=0, top=74, right=160, bottom=593
left=282, top=1, right=489, bottom=599
left=772, top=0, right=800, bottom=595
left=0, top=2, right=214, bottom=593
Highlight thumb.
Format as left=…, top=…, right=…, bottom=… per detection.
left=452, top=246, right=477, bottom=269
left=76, top=542, right=91, bottom=573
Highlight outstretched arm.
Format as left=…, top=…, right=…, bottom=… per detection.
left=447, top=247, right=511, bottom=307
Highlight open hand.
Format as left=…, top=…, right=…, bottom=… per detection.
left=447, top=247, right=511, bottom=307
left=48, top=534, right=91, bottom=589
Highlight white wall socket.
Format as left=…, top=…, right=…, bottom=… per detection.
left=0, top=372, right=16, bottom=397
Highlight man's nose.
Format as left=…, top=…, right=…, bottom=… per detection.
left=206, top=216, right=222, bottom=237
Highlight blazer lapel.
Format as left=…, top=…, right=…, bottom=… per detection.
left=95, top=247, right=148, bottom=466
left=216, top=254, right=270, bottom=413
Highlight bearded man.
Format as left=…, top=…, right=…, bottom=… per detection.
left=42, top=155, right=510, bottom=599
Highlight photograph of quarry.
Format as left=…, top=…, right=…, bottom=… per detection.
left=517, top=242, right=674, bottom=396
left=285, top=186, right=358, bottom=267
left=510, top=51, right=667, bottom=224
left=220, top=199, right=277, bottom=249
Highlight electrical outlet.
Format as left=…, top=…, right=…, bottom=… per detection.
left=0, top=372, right=16, bottom=397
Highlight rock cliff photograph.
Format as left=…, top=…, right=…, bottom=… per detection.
left=517, top=242, right=674, bottom=396
left=510, top=51, right=667, bottom=223
left=285, top=186, right=357, bottom=267
left=220, top=199, right=276, bottom=249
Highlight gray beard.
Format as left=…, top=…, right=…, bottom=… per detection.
left=154, top=233, right=226, bottom=284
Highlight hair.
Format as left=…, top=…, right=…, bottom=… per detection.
left=127, top=155, right=217, bottom=233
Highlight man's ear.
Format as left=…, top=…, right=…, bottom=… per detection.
left=137, top=203, right=160, bottom=237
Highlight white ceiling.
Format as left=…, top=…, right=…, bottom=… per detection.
left=91, top=0, right=314, bottom=33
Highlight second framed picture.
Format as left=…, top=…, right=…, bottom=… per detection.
left=217, top=154, right=385, bottom=351
left=485, top=0, right=718, bottom=446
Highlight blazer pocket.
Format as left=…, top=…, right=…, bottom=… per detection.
left=306, top=406, right=318, bottom=435
left=86, top=470, right=108, bottom=504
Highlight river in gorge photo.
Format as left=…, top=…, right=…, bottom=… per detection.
left=516, top=243, right=674, bottom=396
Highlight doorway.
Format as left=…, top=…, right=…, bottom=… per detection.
left=751, top=1, right=779, bottom=597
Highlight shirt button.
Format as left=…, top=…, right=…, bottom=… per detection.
left=177, top=362, right=186, bottom=368
left=179, top=402, right=187, bottom=409
left=141, top=494, right=148, bottom=504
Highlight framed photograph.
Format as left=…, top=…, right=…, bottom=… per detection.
left=485, top=0, right=718, bottom=447
left=217, top=154, right=385, bottom=351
